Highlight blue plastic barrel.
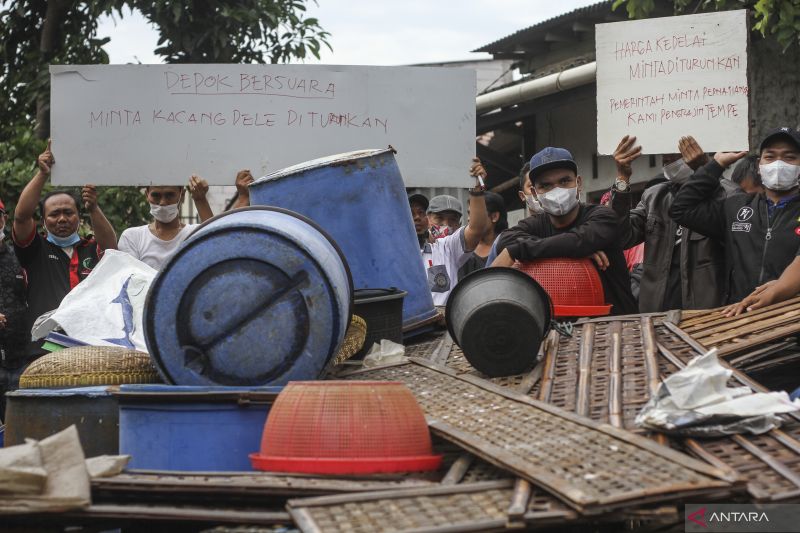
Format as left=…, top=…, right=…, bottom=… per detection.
left=144, top=207, right=352, bottom=387
left=116, top=385, right=281, bottom=471
left=249, top=148, right=437, bottom=331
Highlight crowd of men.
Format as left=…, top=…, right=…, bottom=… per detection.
left=413, top=126, right=800, bottom=322
left=1, top=127, right=800, bottom=412
left=0, top=141, right=254, bottom=413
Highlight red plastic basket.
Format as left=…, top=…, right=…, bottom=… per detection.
left=250, top=381, right=442, bottom=474
left=515, top=258, right=611, bottom=317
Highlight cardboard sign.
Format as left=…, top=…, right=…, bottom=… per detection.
left=50, top=64, right=476, bottom=186
left=596, top=10, right=749, bottom=155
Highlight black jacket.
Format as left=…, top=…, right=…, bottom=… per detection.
left=0, top=240, right=28, bottom=366
left=670, top=160, right=800, bottom=303
left=612, top=178, right=739, bottom=312
left=497, top=204, right=637, bottom=315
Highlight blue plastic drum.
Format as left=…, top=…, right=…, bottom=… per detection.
left=144, top=207, right=352, bottom=386
left=249, top=148, right=437, bottom=332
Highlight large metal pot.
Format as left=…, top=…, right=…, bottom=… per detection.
left=445, top=268, right=552, bottom=377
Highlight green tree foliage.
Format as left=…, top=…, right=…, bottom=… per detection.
left=613, top=0, right=800, bottom=51
left=0, top=0, right=330, bottom=234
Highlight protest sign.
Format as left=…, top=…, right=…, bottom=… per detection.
left=49, top=64, right=476, bottom=186
left=596, top=10, right=749, bottom=155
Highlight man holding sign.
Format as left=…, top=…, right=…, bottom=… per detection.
left=12, top=140, right=117, bottom=357
left=670, top=127, right=800, bottom=303
left=610, top=134, right=737, bottom=312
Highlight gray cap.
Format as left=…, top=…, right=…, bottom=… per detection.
left=427, top=195, right=463, bottom=215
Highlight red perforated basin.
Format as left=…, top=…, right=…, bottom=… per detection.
left=515, top=258, right=611, bottom=317
left=250, top=381, right=442, bottom=474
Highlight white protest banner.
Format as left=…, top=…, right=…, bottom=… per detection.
left=596, top=10, right=749, bottom=155
left=49, top=64, right=476, bottom=187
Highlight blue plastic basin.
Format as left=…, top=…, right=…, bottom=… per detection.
left=117, top=385, right=282, bottom=471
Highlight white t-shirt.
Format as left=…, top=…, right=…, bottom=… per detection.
left=420, top=227, right=472, bottom=306
left=117, top=224, right=198, bottom=271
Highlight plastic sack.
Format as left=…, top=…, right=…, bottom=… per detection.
left=32, top=250, right=156, bottom=352
left=0, top=425, right=91, bottom=514
left=363, top=340, right=406, bottom=368
left=636, top=349, right=800, bottom=437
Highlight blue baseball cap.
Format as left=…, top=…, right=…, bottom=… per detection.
left=528, top=147, right=578, bottom=183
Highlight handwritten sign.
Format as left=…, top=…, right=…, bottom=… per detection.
left=49, top=64, right=476, bottom=186
left=596, top=10, right=749, bottom=155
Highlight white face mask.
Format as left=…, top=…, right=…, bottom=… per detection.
left=150, top=202, right=180, bottom=223
left=759, top=160, right=800, bottom=191
left=525, top=194, right=544, bottom=215
left=663, top=158, right=694, bottom=183
left=535, top=186, right=579, bottom=217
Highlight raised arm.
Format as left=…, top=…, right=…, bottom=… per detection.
left=188, top=175, right=213, bottom=222
left=231, top=169, right=254, bottom=210
left=669, top=143, right=747, bottom=241
left=463, top=158, right=490, bottom=251
left=610, top=135, right=647, bottom=249
left=81, top=185, right=117, bottom=250
left=13, top=140, right=53, bottom=242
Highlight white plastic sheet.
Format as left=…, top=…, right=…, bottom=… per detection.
left=363, top=340, right=407, bottom=368
left=35, top=250, right=156, bottom=352
left=636, top=349, right=800, bottom=436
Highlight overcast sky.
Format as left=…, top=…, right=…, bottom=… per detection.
left=97, top=0, right=602, bottom=65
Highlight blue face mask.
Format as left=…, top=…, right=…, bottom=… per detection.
left=47, top=232, right=81, bottom=248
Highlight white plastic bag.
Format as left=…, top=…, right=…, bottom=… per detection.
left=34, top=250, right=156, bottom=352
left=636, top=349, right=800, bottom=436
left=362, top=340, right=406, bottom=368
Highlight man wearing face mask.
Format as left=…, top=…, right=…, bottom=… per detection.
left=408, top=193, right=430, bottom=249
left=670, top=127, right=800, bottom=303
left=12, top=141, right=117, bottom=358
left=492, top=147, right=637, bottom=315
left=610, top=135, right=738, bottom=312
left=117, top=175, right=212, bottom=271
left=422, top=159, right=491, bottom=306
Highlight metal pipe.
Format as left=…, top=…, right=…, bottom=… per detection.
left=475, top=62, right=597, bottom=115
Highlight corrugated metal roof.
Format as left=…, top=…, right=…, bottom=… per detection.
left=473, top=1, right=614, bottom=54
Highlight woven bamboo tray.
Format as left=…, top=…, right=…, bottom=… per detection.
left=19, top=346, right=161, bottom=388
left=288, top=481, right=516, bottom=533
left=677, top=295, right=800, bottom=359
left=93, top=472, right=435, bottom=502
left=540, top=316, right=800, bottom=503
left=344, top=359, right=733, bottom=514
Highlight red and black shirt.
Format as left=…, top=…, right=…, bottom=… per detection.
left=13, top=229, right=102, bottom=356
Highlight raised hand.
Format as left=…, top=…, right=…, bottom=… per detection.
left=188, top=175, right=209, bottom=201
left=613, top=135, right=641, bottom=180
left=678, top=136, right=710, bottom=170
left=37, top=138, right=55, bottom=175
left=235, top=169, right=255, bottom=196
left=82, top=184, right=98, bottom=212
